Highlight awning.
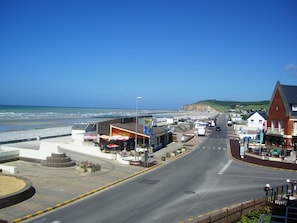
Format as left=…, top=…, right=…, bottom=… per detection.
left=110, top=136, right=129, bottom=141
left=84, top=135, right=99, bottom=140
left=100, top=135, right=110, bottom=141
left=106, top=143, right=119, bottom=148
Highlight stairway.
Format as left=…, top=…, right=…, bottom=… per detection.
left=41, top=152, right=76, bottom=168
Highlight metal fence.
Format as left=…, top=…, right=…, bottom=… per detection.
left=260, top=181, right=297, bottom=223
left=265, top=182, right=297, bottom=206
left=259, top=207, right=297, bottom=223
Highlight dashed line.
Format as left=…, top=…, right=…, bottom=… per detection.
left=201, top=146, right=227, bottom=151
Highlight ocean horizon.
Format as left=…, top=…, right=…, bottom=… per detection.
left=0, top=105, right=181, bottom=132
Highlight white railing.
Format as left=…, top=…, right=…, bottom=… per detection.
left=266, top=127, right=284, bottom=135
left=292, top=129, right=297, bottom=136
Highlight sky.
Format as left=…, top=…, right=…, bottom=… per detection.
left=0, top=0, right=297, bottom=110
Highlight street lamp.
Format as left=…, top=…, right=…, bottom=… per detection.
left=135, top=96, right=142, bottom=160
left=264, top=183, right=272, bottom=197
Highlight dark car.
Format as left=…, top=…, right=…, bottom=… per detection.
left=216, top=126, right=221, bottom=131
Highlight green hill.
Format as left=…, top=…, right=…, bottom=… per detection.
left=182, top=99, right=270, bottom=112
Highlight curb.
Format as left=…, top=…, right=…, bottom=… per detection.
left=0, top=174, right=35, bottom=209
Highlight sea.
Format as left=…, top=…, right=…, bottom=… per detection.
left=0, top=105, right=181, bottom=132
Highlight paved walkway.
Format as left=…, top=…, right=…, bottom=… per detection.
left=0, top=133, right=199, bottom=223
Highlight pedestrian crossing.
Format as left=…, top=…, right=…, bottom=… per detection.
left=201, top=146, right=227, bottom=151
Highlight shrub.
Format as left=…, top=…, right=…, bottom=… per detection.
left=237, top=206, right=272, bottom=223
left=78, top=161, right=101, bottom=172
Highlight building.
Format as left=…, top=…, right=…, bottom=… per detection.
left=266, top=81, right=297, bottom=155
left=230, top=113, right=243, bottom=123
left=97, top=116, right=172, bottom=152
left=247, top=112, right=267, bottom=130
left=71, top=122, right=97, bottom=142
left=110, top=122, right=171, bottom=152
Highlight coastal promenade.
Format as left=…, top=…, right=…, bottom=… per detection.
left=0, top=127, right=296, bottom=222
left=0, top=130, right=197, bottom=222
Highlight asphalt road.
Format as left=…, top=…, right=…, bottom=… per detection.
left=25, top=114, right=297, bottom=223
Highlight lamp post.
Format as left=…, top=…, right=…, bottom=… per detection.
left=264, top=183, right=273, bottom=197
left=135, top=96, right=142, bottom=160
left=286, top=179, right=291, bottom=206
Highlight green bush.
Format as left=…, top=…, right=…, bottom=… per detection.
left=237, top=206, right=271, bottom=223
left=78, top=161, right=101, bottom=172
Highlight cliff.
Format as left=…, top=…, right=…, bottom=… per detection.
left=181, top=103, right=218, bottom=112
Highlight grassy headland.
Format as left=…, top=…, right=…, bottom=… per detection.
left=182, top=99, right=270, bottom=112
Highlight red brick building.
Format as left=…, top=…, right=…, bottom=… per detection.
left=266, top=81, right=297, bottom=155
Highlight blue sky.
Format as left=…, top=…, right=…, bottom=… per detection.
left=0, top=0, right=296, bottom=110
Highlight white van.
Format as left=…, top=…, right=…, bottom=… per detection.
left=197, top=127, right=206, bottom=136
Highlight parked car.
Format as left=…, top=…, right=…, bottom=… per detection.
left=216, top=126, right=221, bottom=131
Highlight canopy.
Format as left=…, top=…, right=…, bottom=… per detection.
left=100, top=135, right=129, bottom=141
left=106, top=143, right=119, bottom=148
left=84, top=135, right=99, bottom=140
left=110, top=136, right=129, bottom=141
left=100, top=135, right=110, bottom=141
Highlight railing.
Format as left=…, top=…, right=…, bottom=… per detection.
left=261, top=182, right=297, bottom=223
left=258, top=207, right=297, bottom=223
left=258, top=214, right=286, bottom=223
left=291, top=129, right=297, bottom=136
left=266, top=127, right=284, bottom=135
left=266, top=183, right=296, bottom=205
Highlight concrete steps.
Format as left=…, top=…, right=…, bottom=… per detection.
left=41, top=153, right=76, bottom=168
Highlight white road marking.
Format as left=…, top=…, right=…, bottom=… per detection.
left=201, top=146, right=227, bottom=151
left=218, top=160, right=232, bottom=175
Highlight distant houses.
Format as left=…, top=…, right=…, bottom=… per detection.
left=228, top=81, right=297, bottom=162
left=234, top=81, right=297, bottom=161
left=247, top=112, right=267, bottom=131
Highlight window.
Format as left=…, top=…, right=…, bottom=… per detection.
left=278, top=120, right=283, bottom=129
left=292, top=105, right=297, bottom=111
left=271, top=120, right=276, bottom=129
left=294, top=121, right=297, bottom=130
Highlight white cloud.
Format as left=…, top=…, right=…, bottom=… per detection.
left=284, top=63, right=297, bottom=76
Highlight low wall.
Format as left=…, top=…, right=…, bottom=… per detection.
left=59, top=142, right=115, bottom=160
left=0, top=164, right=17, bottom=174
left=187, top=197, right=268, bottom=223
left=1, top=141, right=132, bottom=165
left=19, top=142, right=60, bottom=160
left=0, top=174, right=35, bottom=209
left=0, top=148, right=19, bottom=163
